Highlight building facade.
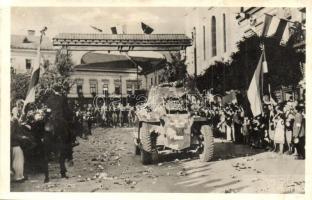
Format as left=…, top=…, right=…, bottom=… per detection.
left=11, top=30, right=56, bottom=74
left=184, top=7, right=306, bottom=76
left=68, top=52, right=166, bottom=103
left=11, top=32, right=167, bottom=105
left=236, top=7, right=306, bottom=101
left=184, top=7, right=241, bottom=75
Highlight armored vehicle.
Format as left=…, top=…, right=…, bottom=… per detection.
left=134, top=83, right=214, bottom=164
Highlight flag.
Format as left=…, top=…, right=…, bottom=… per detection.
left=111, top=27, right=117, bottom=34
left=262, top=13, right=288, bottom=43
left=280, top=23, right=290, bottom=45
left=247, top=52, right=264, bottom=117
left=141, top=22, right=154, bottom=34
left=137, top=65, right=143, bottom=72
left=261, top=14, right=273, bottom=37
left=23, top=27, right=47, bottom=112
left=262, top=47, right=268, bottom=73
left=90, top=25, right=103, bottom=32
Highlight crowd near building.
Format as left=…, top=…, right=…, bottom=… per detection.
left=10, top=7, right=306, bottom=183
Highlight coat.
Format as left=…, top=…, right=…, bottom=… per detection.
left=293, top=112, right=305, bottom=138
left=45, top=93, right=71, bottom=142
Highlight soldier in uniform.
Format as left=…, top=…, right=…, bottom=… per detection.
left=45, top=84, right=72, bottom=178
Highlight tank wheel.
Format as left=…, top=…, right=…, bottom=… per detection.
left=140, top=122, right=158, bottom=164
left=199, top=125, right=214, bottom=162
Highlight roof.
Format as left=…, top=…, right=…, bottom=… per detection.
left=75, top=52, right=166, bottom=74
left=54, top=33, right=190, bottom=41
left=11, top=34, right=54, bottom=50
left=53, top=33, right=192, bottom=51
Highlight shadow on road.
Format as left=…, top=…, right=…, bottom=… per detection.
left=212, top=140, right=265, bottom=161
left=157, top=139, right=265, bottom=163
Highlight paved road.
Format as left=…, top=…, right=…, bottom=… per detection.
left=11, top=127, right=305, bottom=193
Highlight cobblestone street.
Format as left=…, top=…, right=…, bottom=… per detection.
left=11, top=127, right=305, bottom=193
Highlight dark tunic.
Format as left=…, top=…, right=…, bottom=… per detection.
left=45, top=93, right=71, bottom=142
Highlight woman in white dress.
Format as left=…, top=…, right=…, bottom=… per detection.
left=273, top=112, right=285, bottom=154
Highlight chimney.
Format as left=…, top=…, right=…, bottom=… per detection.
left=27, top=30, right=35, bottom=36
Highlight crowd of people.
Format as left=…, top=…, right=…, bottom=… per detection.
left=10, top=83, right=305, bottom=184
left=72, top=101, right=137, bottom=138
left=10, top=88, right=139, bottom=183
left=201, top=97, right=305, bottom=160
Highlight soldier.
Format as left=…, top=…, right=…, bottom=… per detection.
left=45, top=84, right=72, bottom=178
left=100, top=102, right=107, bottom=127
left=118, top=102, right=124, bottom=127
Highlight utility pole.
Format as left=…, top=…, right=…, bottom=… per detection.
left=193, top=27, right=197, bottom=78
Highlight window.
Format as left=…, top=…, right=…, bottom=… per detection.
left=126, top=80, right=138, bottom=95
left=223, top=14, right=227, bottom=53
left=102, top=80, right=109, bottom=96
left=26, top=59, right=32, bottom=70
left=151, top=78, right=153, bottom=86
left=76, top=79, right=83, bottom=96
left=89, top=80, right=98, bottom=96
left=158, top=75, right=161, bottom=83
left=203, top=25, right=206, bottom=60
left=136, top=80, right=142, bottom=89
left=211, top=16, right=217, bottom=57
left=114, top=80, right=121, bottom=95
left=154, top=75, right=157, bottom=85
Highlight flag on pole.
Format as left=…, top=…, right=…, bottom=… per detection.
left=141, top=22, right=154, bottom=34
left=111, top=27, right=117, bottom=34
left=247, top=52, right=264, bottom=117
left=90, top=25, right=103, bottom=32
left=23, top=27, right=47, bottom=112
left=262, top=47, right=268, bottom=73
left=262, top=13, right=288, bottom=43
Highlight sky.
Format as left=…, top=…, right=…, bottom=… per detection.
left=11, top=7, right=187, bottom=37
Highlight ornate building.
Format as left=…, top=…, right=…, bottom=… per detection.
left=184, top=7, right=306, bottom=80
left=184, top=7, right=241, bottom=76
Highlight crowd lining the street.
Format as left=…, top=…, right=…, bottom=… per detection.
left=10, top=86, right=305, bottom=184
left=202, top=97, right=305, bottom=159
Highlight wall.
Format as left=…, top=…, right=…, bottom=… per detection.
left=185, top=7, right=241, bottom=75
left=68, top=71, right=139, bottom=98
left=11, top=49, right=56, bottom=74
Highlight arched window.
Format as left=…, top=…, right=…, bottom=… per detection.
left=211, top=16, right=217, bottom=57
left=203, top=25, right=206, bottom=60
left=223, top=14, right=226, bottom=52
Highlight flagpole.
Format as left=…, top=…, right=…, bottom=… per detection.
left=22, top=27, right=47, bottom=114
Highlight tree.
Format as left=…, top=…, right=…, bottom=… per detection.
left=11, top=70, right=30, bottom=108
left=215, top=34, right=303, bottom=92
left=196, top=61, right=231, bottom=95
left=54, top=49, right=74, bottom=77
left=36, top=49, right=74, bottom=104
left=160, top=51, right=188, bottom=84
left=11, top=49, right=74, bottom=108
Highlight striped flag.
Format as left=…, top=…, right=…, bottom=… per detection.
left=23, top=27, right=47, bottom=112
left=262, top=47, right=268, bottom=73
left=247, top=52, right=264, bottom=117
left=262, top=13, right=288, bottom=43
